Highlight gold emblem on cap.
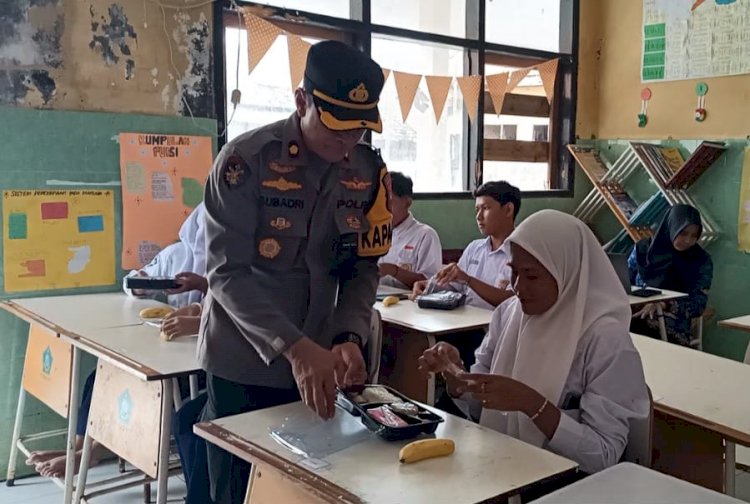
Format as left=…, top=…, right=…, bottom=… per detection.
left=262, top=177, right=302, bottom=192
left=348, top=83, right=369, bottom=103
left=259, top=238, right=281, bottom=259
left=270, top=217, right=292, bottom=230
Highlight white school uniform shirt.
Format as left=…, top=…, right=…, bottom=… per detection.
left=379, top=213, right=443, bottom=289
left=455, top=237, right=511, bottom=309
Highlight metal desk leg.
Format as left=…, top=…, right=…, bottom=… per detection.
left=73, top=433, right=94, bottom=503
left=63, top=347, right=81, bottom=504
left=189, top=374, right=199, bottom=400
left=726, top=441, right=736, bottom=496
left=656, top=306, right=668, bottom=342
left=6, top=386, right=27, bottom=486
left=426, top=335, right=436, bottom=406
left=156, top=379, right=174, bottom=504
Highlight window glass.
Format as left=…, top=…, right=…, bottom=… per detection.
left=485, top=0, right=560, bottom=52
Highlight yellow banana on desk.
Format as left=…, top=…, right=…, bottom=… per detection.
left=382, top=295, right=400, bottom=307
left=399, top=438, right=455, bottom=464
left=139, top=306, right=174, bottom=319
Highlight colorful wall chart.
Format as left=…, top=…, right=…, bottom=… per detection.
left=119, top=133, right=212, bottom=269
left=642, top=0, right=750, bottom=82
left=3, top=190, right=115, bottom=292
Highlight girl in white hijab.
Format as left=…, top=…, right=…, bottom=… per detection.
left=123, top=203, right=208, bottom=308
left=419, top=210, right=649, bottom=474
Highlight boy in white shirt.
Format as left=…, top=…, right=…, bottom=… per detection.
left=378, top=172, right=442, bottom=289
left=413, top=181, right=520, bottom=310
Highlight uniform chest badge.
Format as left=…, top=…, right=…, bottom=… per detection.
left=270, top=217, right=292, bottom=230
left=262, top=177, right=302, bottom=191
left=340, top=177, right=372, bottom=191
left=259, top=238, right=281, bottom=259
left=268, top=160, right=296, bottom=174
left=346, top=215, right=362, bottom=230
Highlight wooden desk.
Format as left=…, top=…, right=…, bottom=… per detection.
left=628, top=288, right=687, bottom=342
left=718, top=315, right=750, bottom=333
left=530, top=462, right=745, bottom=504
left=632, top=333, right=750, bottom=495
left=2, top=293, right=199, bottom=504
left=195, top=401, right=578, bottom=504
left=375, top=300, right=492, bottom=404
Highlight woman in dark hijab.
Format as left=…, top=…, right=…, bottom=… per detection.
left=628, top=204, right=713, bottom=346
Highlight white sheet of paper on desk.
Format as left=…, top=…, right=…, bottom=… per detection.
left=269, top=407, right=372, bottom=460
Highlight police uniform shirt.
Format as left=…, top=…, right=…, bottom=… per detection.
left=198, top=114, right=392, bottom=388
left=378, top=213, right=442, bottom=289
left=456, top=237, right=511, bottom=310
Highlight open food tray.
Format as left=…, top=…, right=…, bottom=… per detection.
left=337, top=384, right=444, bottom=441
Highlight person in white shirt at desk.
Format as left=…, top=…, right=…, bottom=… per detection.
left=123, top=202, right=208, bottom=307
left=378, top=172, right=442, bottom=289
left=419, top=210, right=650, bottom=477
left=412, top=180, right=520, bottom=310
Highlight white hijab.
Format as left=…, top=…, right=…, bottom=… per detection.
left=173, top=203, right=207, bottom=306
left=479, top=210, right=631, bottom=447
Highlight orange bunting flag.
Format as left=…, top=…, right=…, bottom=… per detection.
left=485, top=73, right=509, bottom=116
left=507, top=67, right=531, bottom=94
left=392, top=71, right=422, bottom=122
left=424, top=75, right=453, bottom=123
left=456, top=75, right=482, bottom=122
left=382, top=68, right=391, bottom=84
left=287, top=34, right=312, bottom=91
left=243, top=10, right=283, bottom=74
left=537, top=58, right=559, bottom=104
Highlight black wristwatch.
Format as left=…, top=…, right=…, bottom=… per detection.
left=332, top=332, right=363, bottom=349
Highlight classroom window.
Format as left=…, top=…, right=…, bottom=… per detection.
left=222, top=1, right=577, bottom=195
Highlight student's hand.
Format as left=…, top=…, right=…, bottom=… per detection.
left=410, top=280, right=428, bottom=300
left=634, top=301, right=666, bottom=320
left=435, top=263, right=470, bottom=286
left=457, top=373, right=541, bottom=415
left=169, top=272, right=208, bottom=294
left=161, top=316, right=201, bottom=339
left=498, top=279, right=511, bottom=291
left=284, top=337, right=346, bottom=420
left=131, top=270, right=149, bottom=296
left=332, top=342, right=367, bottom=390
left=378, top=263, right=398, bottom=278
left=418, top=342, right=464, bottom=376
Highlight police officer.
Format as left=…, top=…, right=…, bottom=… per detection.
left=198, top=40, right=392, bottom=504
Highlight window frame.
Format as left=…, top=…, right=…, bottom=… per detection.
left=213, top=0, right=579, bottom=198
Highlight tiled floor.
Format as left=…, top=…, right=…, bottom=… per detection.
left=2, top=465, right=750, bottom=503
left=0, top=461, right=186, bottom=504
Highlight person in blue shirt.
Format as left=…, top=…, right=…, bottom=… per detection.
left=628, top=204, right=713, bottom=346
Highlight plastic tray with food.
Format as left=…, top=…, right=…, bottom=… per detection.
left=337, top=385, right=444, bottom=441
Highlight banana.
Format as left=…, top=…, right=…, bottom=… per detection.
left=139, top=306, right=174, bottom=319
left=398, top=438, right=455, bottom=464
left=382, top=295, right=400, bottom=307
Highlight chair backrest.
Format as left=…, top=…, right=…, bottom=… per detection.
left=366, top=308, right=383, bottom=383
left=744, top=341, right=750, bottom=365
left=622, top=386, right=654, bottom=467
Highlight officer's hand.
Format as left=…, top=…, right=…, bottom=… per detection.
left=332, top=342, right=367, bottom=390
left=410, top=280, right=428, bottom=300
left=284, top=337, right=346, bottom=420
left=435, top=263, right=469, bottom=286
left=168, top=272, right=208, bottom=294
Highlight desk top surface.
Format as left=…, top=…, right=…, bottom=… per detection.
left=3, top=293, right=199, bottom=380
left=631, top=333, right=750, bottom=444
left=530, top=462, right=744, bottom=504
left=627, top=287, right=686, bottom=305
left=375, top=299, right=492, bottom=335
left=195, top=401, right=577, bottom=504
left=718, top=315, right=750, bottom=333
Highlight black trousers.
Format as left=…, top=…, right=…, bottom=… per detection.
left=201, top=374, right=300, bottom=504
left=174, top=393, right=209, bottom=504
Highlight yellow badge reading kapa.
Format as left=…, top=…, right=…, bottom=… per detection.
left=262, top=177, right=302, bottom=192
left=259, top=238, right=281, bottom=259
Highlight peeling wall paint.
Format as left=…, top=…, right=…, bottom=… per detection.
left=0, top=0, right=64, bottom=105
left=0, top=0, right=214, bottom=117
